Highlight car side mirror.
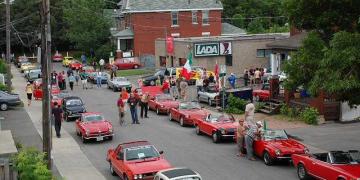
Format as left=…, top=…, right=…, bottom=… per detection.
left=159, top=150, right=164, bottom=155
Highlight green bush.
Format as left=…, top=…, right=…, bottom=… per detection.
left=12, top=147, right=53, bottom=180
left=0, top=59, right=7, bottom=74
left=225, top=94, right=247, bottom=114
left=280, top=103, right=289, bottom=115
left=300, top=107, right=319, bottom=125
left=255, top=102, right=265, bottom=112
left=0, top=83, right=10, bottom=91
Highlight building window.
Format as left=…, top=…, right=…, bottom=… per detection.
left=171, top=33, right=180, bottom=38
left=171, top=12, right=178, bottom=26
left=160, top=56, right=166, bottom=67
left=256, top=49, right=272, bottom=57
left=202, top=10, right=209, bottom=25
left=225, top=55, right=233, bottom=66
left=202, top=32, right=210, bottom=37
left=179, top=58, right=186, bottom=66
left=192, top=11, right=198, bottom=24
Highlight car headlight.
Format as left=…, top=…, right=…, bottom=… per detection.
left=275, top=149, right=281, bottom=156
left=220, top=128, right=226, bottom=134
left=134, top=174, right=143, bottom=179
left=304, top=148, right=309, bottom=154
left=85, top=129, right=89, bottom=136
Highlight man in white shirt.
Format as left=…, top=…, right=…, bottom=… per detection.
left=244, top=100, right=255, bottom=124
left=254, top=68, right=261, bottom=84
left=99, top=59, right=105, bottom=72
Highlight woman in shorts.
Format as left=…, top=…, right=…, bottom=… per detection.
left=25, top=82, right=34, bottom=106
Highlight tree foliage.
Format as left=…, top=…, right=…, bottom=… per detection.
left=284, top=0, right=360, bottom=41
left=62, top=0, right=110, bottom=52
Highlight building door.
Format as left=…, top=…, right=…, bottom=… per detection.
left=159, top=56, right=166, bottom=67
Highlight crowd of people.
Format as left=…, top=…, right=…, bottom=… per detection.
left=243, top=67, right=268, bottom=87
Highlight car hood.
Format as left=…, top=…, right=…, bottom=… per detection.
left=158, top=100, right=179, bottom=107
left=265, top=139, right=305, bottom=153
left=333, top=164, right=360, bottom=177
left=127, top=158, right=171, bottom=174
left=113, top=81, right=131, bottom=86
left=66, top=106, right=85, bottom=112
left=182, top=109, right=209, bottom=118
left=213, top=122, right=238, bottom=129
left=81, top=120, right=111, bottom=132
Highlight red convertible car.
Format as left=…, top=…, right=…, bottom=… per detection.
left=52, top=52, right=63, bottom=62
left=248, top=129, right=308, bottom=165
left=106, top=141, right=172, bottom=180
left=69, top=60, right=83, bottom=70
left=148, top=94, right=179, bottom=115
left=194, top=113, right=238, bottom=143
left=252, top=83, right=270, bottom=102
left=113, top=57, right=141, bottom=70
left=292, top=150, right=360, bottom=180
left=75, top=112, right=113, bottom=143
left=169, top=102, right=210, bottom=127
left=51, top=91, right=70, bottom=108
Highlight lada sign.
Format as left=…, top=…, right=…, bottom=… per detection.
left=194, top=42, right=232, bottom=57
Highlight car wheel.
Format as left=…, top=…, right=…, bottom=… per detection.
left=297, top=163, right=310, bottom=180
left=208, top=98, right=212, bottom=106
left=169, top=113, right=173, bottom=121
left=195, top=125, right=201, bottom=135
left=133, top=65, right=139, bottom=69
left=108, top=136, right=113, bottom=141
left=0, top=103, right=8, bottom=111
left=180, top=117, right=185, bottom=127
left=156, top=107, right=160, bottom=115
left=212, top=132, right=219, bottom=143
left=109, top=162, right=117, bottom=176
left=263, top=151, right=274, bottom=166
left=113, top=86, right=117, bottom=92
left=150, top=80, right=155, bottom=86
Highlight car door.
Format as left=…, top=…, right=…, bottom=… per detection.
left=171, top=108, right=181, bottom=121
left=117, top=59, right=126, bottom=70
left=201, top=118, right=213, bottom=136
left=198, top=90, right=205, bottom=102
left=310, top=157, right=338, bottom=180
left=112, top=146, right=126, bottom=175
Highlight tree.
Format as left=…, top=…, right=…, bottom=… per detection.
left=285, top=0, right=360, bottom=41
left=232, top=14, right=245, bottom=28
left=309, top=32, right=360, bottom=106
left=62, top=0, right=110, bottom=52
left=221, top=0, right=240, bottom=19
left=283, top=32, right=326, bottom=91
left=247, top=19, right=265, bottom=34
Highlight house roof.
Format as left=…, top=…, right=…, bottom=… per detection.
left=266, top=32, right=308, bottom=50
left=121, top=0, right=223, bottom=13
left=221, top=23, right=246, bottom=35
left=111, top=28, right=134, bottom=39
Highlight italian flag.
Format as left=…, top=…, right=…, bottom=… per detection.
left=181, top=52, right=192, bottom=80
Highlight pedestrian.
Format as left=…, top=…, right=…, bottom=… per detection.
left=244, top=121, right=262, bottom=161
left=127, top=93, right=139, bottom=124
left=180, top=78, right=188, bottom=101
left=67, top=68, right=73, bottom=77
left=110, top=64, right=118, bottom=79
left=81, top=53, right=87, bottom=65
left=57, top=72, right=63, bottom=89
left=195, top=77, right=203, bottom=92
left=52, top=102, right=63, bottom=138
left=51, top=71, right=57, bottom=85
left=228, top=73, right=236, bottom=89
left=68, top=73, right=75, bottom=91
left=25, top=82, right=33, bottom=106
left=236, top=119, right=246, bottom=157
left=254, top=68, right=261, bottom=84
left=117, top=94, right=125, bottom=126
left=203, top=76, right=210, bottom=91
left=92, top=60, right=97, bottom=71
left=140, top=92, right=149, bottom=118
left=121, top=87, right=129, bottom=100
left=243, top=70, right=249, bottom=87
left=62, top=71, right=67, bottom=90
left=79, top=70, right=87, bottom=89
left=99, top=58, right=105, bottom=72
left=170, top=77, right=179, bottom=99
left=249, top=68, right=255, bottom=85
left=162, top=79, right=170, bottom=93
left=244, top=99, right=255, bottom=124
left=209, top=73, right=215, bottom=83
left=176, top=75, right=182, bottom=94
left=96, top=71, right=102, bottom=88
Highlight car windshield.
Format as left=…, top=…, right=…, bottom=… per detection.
left=263, top=130, right=288, bottom=141
left=179, top=102, right=201, bottom=110
left=349, top=151, right=360, bottom=163
left=156, top=94, right=173, bottom=101
left=56, top=92, right=69, bottom=99
left=125, top=145, right=160, bottom=161
left=115, top=77, right=127, bottom=82
left=84, top=114, right=104, bottom=122
left=66, top=99, right=83, bottom=106
left=331, top=152, right=359, bottom=164
left=207, top=113, right=234, bottom=123
left=154, top=70, right=164, bottom=77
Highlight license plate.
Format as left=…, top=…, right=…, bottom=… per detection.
left=96, top=136, right=103, bottom=141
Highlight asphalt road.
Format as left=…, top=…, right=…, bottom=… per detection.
left=51, top=63, right=300, bottom=180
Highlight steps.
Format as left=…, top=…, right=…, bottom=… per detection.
left=258, top=99, right=283, bottom=114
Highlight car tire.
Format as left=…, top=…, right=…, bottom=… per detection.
left=0, top=103, right=8, bottom=111
left=156, top=107, right=160, bottom=115
left=150, top=80, right=155, bottom=86
left=195, top=125, right=201, bottom=135
left=133, top=65, right=139, bottom=69
left=109, top=162, right=117, bottom=176
left=108, top=136, right=113, bottom=141
left=208, top=98, right=212, bottom=106
left=113, top=86, right=117, bottom=92
left=180, top=117, right=185, bottom=127
left=297, top=163, right=310, bottom=180
left=263, top=151, right=274, bottom=166
left=212, top=132, right=219, bottom=143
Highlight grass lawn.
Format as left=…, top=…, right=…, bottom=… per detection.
left=116, top=69, right=154, bottom=77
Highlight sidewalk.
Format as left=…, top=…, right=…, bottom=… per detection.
left=11, top=65, right=106, bottom=180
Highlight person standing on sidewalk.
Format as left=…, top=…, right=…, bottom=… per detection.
left=96, top=71, right=102, bottom=88
left=162, top=78, right=170, bottom=94
left=127, top=93, right=139, bottom=124
left=244, top=100, right=255, bottom=124
left=57, top=72, right=63, bottom=89
left=52, top=102, right=63, bottom=138
left=110, top=64, right=118, bottom=79
left=68, top=73, right=75, bottom=91
left=61, top=71, right=67, bottom=90
left=140, top=92, right=149, bottom=118
left=117, top=94, right=125, bottom=126
left=170, top=77, right=179, bottom=99
left=99, top=59, right=105, bottom=72
left=92, top=60, right=97, bottom=71
left=236, top=119, right=246, bottom=157
left=25, top=82, right=34, bottom=106
left=79, top=70, right=88, bottom=89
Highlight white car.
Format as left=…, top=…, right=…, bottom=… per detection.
left=197, top=86, right=219, bottom=106
left=154, top=168, right=202, bottom=180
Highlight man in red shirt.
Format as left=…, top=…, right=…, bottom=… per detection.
left=117, top=94, right=125, bottom=126
left=162, top=79, right=170, bottom=93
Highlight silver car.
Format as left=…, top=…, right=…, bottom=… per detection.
left=0, top=90, right=21, bottom=111
left=154, top=168, right=202, bottom=180
left=107, top=77, right=132, bottom=92
left=197, top=85, right=219, bottom=106
left=25, top=69, right=42, bottom=82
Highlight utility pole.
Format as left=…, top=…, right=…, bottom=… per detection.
left=41, top=0, right=52, bottom=169
left=5, top=0, right=12, bottom=88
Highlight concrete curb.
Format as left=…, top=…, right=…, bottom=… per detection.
left=11, top=65, right=106, bottom=180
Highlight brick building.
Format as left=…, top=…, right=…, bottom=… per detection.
left=112, top=0, right=224, bottom=66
